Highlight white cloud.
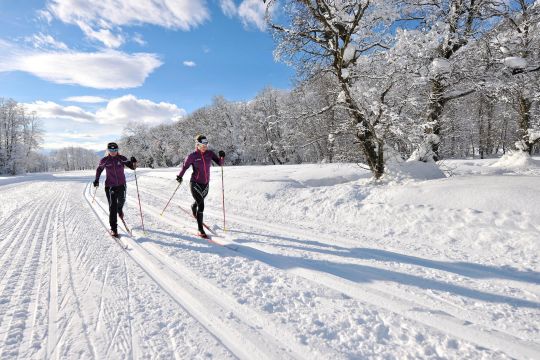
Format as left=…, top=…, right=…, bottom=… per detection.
left=37, top=9, right=53, bottom=23
left=27, top=95, right=185, bottom=126
left=238, top=0, right=267, bottom=31
left=64, top=96, right=108, bottom=103
left=26, top=33, right=68, bottom=50
left=24, top=101, right=96, bottom=122
left=76, top=21, right=125, bottom=48
left=133, top=33, right=147, bottom=46
left=96, top=95, right=186, bottom=126
left=0, top=41, right=162, bottom=89
left=28, top=95, right=187, bottom=149
left=220, top=0, right=238, bottom=17
left=183, top=60, right=196, bottom=67
left=47, top=0, right=210, bottom=48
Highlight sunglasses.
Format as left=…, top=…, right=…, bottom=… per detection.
left=108, top=148, right=119, bottom=152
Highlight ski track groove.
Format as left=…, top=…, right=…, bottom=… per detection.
left=84, top=184, right=142, bottom=358
left=0, top=193, right=57, bottom=359
left=17, top=191, right=64, bottom=360
left=21, top=196, right=55, bottom=360
left=125, top=196, right=340, bottom=359
left=95, top=264, right=109, bottom=332
left=46, top=189, right=62, bottom=360
left=22, top=189, right=66, bottom=359
left=88, top=185, right=317, bottom=360
left=0, top=195, right=53, bottom=326
left=59, top=193, right=98, bottom=359
left=124, top=257, right=142, bottom=360
left=136, top=182, right=540, bottom=360
left=0, top=196, right=49, bottom=282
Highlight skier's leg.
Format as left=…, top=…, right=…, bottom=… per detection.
left=108, top=187, right=119, bottom=232
left=117, top=185, right=126, bottom=219
left=105, top=187, right=115, bottom=231
left=190, top=182, right=208, bottom=233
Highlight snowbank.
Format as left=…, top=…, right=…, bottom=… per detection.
left=490, top=150, right=539, bottom=169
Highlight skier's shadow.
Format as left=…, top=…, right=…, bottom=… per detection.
left=228, top=229, right=540, bottom=285
left=224, top=230, right=540, bottom=309
left=136, top=228, right=237, bottom=257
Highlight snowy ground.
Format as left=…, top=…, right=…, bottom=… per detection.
left=0, top=157, right=539, bottom=359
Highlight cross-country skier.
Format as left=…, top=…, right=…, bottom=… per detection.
left=176, top=135, right=225, bottom=238
left=93, top=142, right=137, bottom=238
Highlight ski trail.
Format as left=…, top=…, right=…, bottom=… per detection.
left=95, top=264, right=109, bottom=332
left=59, top=194, right=98, bottom=359
left=0, top=196, right=48, bottom=282
left=46, top=193, right=60, bottom=360
left=21, top=190, right=65, bottom=359
left=125, top=239, right=312, bottom=360
left=124, top=258, right=140, bottom=360
left=0, top=194, right=56, bottom=358
left=87, top=185, right=324, bottom=360
left=138, top=185, right=540, bottom=360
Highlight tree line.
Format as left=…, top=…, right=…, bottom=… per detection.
left=0, top=98, right=99, bottom=174
left=120, top=0, right=539, bottom=178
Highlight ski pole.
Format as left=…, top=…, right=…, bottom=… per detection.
left=161, top=182, right=181, bottom=216
left=133, top=169, right=145, bottom=233
left=91, top=184, right=98, bottom=204
left=221, top=158, right=226, bottom=231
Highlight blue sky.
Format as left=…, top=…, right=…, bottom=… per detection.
left=0, top=0, right=293, bottom=150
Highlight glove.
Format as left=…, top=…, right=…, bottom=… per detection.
left=130, top=156, right=137, bottom=163
left=218, top=150, right=225, bottom=158
left=176, top=175, right=183, bottom=184
left=93, top=180, right=99, bottom=187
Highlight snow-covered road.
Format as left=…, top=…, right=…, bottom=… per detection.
left=0, top=160, right=539, bottom=359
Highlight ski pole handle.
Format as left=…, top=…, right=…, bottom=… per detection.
left=161, top=182, right=181, bottom=216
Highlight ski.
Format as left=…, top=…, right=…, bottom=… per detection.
left=178, top=205, right=218, bottom=236
left=194, top=233, right=238, bottom=251
left=110, top=230, right=130, bottom=250
left=120, top=216, right=133, bottom=236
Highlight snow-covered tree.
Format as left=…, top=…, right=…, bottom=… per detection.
left=0, top=98, right=44, bottom=174
left=265, top=0, right=400, bottom=178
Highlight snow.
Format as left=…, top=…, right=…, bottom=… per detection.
left=431, top=58, right=451, bottom=75
left=0, top=159, right=539, bottom=359
left=490, top=150, right=540, bottom=169
left=503, top=56, right=528, bottom=69
left=343, top=44, right=356, bottom=64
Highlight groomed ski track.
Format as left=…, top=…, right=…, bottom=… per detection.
left=0, top=171, right=538, bottom=359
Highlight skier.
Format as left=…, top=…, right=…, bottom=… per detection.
left=93, top=142, right=137, bottom=238
left=176, top=135, right=225, bottom=238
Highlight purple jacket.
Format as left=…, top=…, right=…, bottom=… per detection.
left=95, top=155, right=135, bottom=188
left=178, top=149, right=223, bottom=185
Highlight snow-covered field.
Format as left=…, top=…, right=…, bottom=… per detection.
left=0, top=157, right=539, bottom=359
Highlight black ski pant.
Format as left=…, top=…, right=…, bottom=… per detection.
left=105, top=184, right=126, bottom=232
left=190, top=181, right=209, bottom=233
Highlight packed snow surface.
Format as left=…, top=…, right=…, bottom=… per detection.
left=0, top=158, right=539, bottom=359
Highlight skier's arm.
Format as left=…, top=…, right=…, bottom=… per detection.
left=121, top=155, right=136, bottom=170
left=178, top=153, right=194, bottom=178
left=95, top=158, right=106, bottom=182
left=211, top=150, right=224, bottom=166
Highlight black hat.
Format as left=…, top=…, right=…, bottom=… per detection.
left=107, top=142, right=119, bottom=150
left=195, top=135, right=208, bottom=145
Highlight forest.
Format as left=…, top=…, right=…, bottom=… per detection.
left=2, top=0, right=539, bottom=177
